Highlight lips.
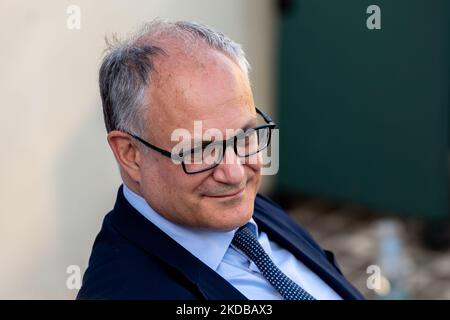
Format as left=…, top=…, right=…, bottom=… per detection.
left=206, top=187, right=245, bottom=198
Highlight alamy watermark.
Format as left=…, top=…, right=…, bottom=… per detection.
left=66, top=5, right=81, bottom=30
left=66, top=264, right=81, bottom=290
left=168, top=121, right=279, bottom=175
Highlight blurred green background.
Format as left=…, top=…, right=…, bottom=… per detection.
left=277, top=0, right=449, bottom=220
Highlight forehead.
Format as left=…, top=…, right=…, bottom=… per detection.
left=147, top=46, right=255, bottom=140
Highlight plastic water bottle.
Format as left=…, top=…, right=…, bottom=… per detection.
left=374, top=219, right=412, bottom=300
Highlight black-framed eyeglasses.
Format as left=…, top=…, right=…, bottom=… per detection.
left=125, top=107, right=276, bottom=174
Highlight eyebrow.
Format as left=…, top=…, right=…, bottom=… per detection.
left=241, top=116, right=258, bottom=131
left=171, top=113, right=259, bottom=152
left=197, top=117, right=258, bottom=145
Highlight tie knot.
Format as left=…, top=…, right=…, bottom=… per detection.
left=231, top=223, right=316, bottom=300
left=233, top=225, right=256, bottom=241
left=232, top=224, right=265, bottom=262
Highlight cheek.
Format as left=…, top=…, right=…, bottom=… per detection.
left=246, top=163, right=262, bottom=194
left=152, top=161, right=207, bottom=198
left=140, top=158, right=172, bottom=192
left=243, top=152, right=263, bottom=171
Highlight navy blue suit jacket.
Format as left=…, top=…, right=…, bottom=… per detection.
left=77, top=186, right=364, bottom=300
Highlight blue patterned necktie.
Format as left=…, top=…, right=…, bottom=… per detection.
left=232, top=225, right=316, bottom=300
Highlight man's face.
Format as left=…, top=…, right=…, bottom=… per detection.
left=137, top=48, right=261, bottom=231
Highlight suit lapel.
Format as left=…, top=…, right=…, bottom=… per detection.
left=110, top=186, right=362, bottom=300
left=253, top=204, right=364, bottom=300
left=110, top=186, right=247, bottom=300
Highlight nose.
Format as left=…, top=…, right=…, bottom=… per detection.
left=212, top=146, right=245, bottom=185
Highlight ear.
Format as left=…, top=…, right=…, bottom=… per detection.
left=107, top=130, right=142, bottom=183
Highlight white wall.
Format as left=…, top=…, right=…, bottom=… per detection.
left=0, top=0, right=276, bottom=299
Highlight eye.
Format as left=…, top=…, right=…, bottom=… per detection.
left=202, top=140, right=214, bottom=149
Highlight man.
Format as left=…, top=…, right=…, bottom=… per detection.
left=78, top=20, right=364, bottom=300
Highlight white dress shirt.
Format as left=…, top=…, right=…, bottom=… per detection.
left=123, top=184, right=342, bottom=300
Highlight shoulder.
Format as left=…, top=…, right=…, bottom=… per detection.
left=255, top=193, right=287, bottom=212
left=77, top=212, right=199, bottom=300
left=254, top=193, right=311, bottom=239
left=254, top=193, right=332, bottom=262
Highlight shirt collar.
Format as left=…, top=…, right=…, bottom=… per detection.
left=122, top=183, right=258, bottom=271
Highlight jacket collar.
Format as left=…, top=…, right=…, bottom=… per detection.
left=111, top=186, right=363, bottom=300
left=122, top=184, right=260, bottom=272
left=111, top=185, right=247, bottom=300
left=253, top=199, right=365, bottom=300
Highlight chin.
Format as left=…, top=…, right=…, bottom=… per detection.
left=204, top=193, right=255, bottom=231
left=209, top=214, right=252, bottom=232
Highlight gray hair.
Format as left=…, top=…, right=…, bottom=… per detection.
left=99, top=19, right=251, bottom=135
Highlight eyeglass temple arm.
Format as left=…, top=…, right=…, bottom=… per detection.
left=255, top=106, right=274, bottom=124
left=129, top=133, right=175, bottom=158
